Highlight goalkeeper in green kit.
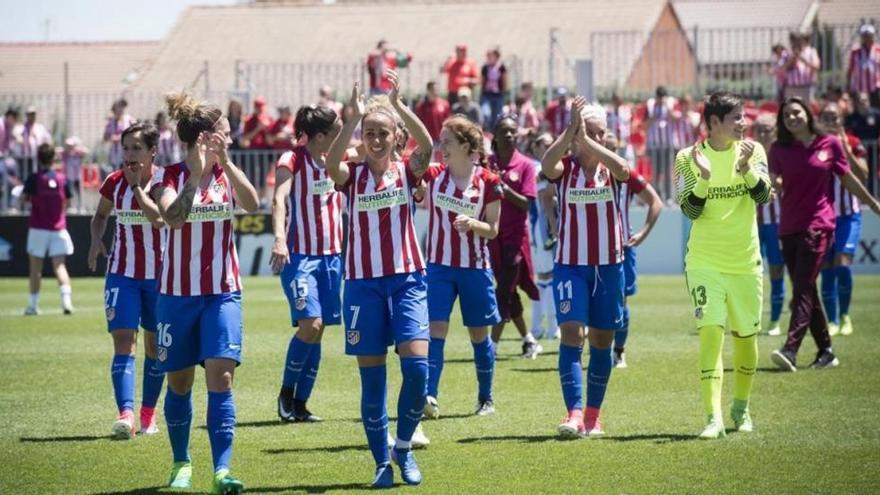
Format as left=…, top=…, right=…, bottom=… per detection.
left=674, top=92, right=771, bottom=439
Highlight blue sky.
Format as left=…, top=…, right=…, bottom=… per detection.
left=0, top=0, right=240, bottom=42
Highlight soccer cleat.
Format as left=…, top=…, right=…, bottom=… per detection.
left=809, top=349, right=840, bottom=369
left=212, top=469, right=244, bottom=495
left=522, top=341, right=543, bottom=360
left=111, top=410, right=135, bottom=440
left=770, top=348, right=797, bottom=372
left=731, top=408, right=753, bottom=433
left=62, top=304, right=74, bottom=315
left=371, top=463, right=394, bottom=489
left=292, top=399, right=323, bottom=422
left=411, top=424, right=430, bottom=448
left=277, top=392, right=295, bottom=422
left=474, top=400, right=495, bottom=416
left=167, top=461, right=192, bottom=489
left=558, top=409, right=585, bottom=439
left=613, top=350, right=628, bottom=369
left=391, top=448, right=422, bottom=485
left=583, top=414, right=605, bottom=438
left=699, top=416, right=727, bottom=439
left=23, top=306, right=39, bottom=316
left=766, top=321, right=781, bottom=336
left=827, top=322, right=840, bottom=337
left=139, top=407, right=159, bottom=435
left=839, top=314, right=853, bottom=336
left=423, top=396, right=439, bottom=420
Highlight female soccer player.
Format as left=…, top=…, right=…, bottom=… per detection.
left=325, top=72, right=432, bottom=488
left=88, top=122, right=166, bottom=439
left=817, top=103, right=870, bottom=337
left=269, top=105, right=342, bottom=423
left=420, top=115, right=502, bottom=420
left=151, top=92, right=259, bottom=494
left=674, top=91, right=771, bottom=439
left=541, top=97, right=632, bottom=438
left=489, top=115, right=541, bottom=359
left=768, top=98, right=880, bottom=372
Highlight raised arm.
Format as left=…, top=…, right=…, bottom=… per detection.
left=541, top=96, right=584, bottom=180
left=841, top=135, right=869, bottom=182
left=326, top=83, right=364, bottom=185
left=153, top=136, right=206, bottom=229
left=270, top=166, right=292, bottom=273
left=88, top=196, right=113, bottom=272
left=387, top=69, right=432, bottom=177
left=575, top=130, right=630, bottom=182
left=676, top=145, right=710, bottom=220
left=208, top=131, right=259, bottom=213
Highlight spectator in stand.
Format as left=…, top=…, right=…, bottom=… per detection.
left=781, top=30, right=821, bottom=102
left=451, top=87, right=483, bottom=127
left=544, top=87, right=572, bottom=137
left=366, top=39, right=412, bottom=96
left=242, top=96, right=273, bottom=150
left=415, top=81, right=451, bottom=145
left=1, top=108, right=22, bottom=208
left=103, top=99, right=135, bottom=174
left=266, top=106, right=296, bottom=150
left=645, top=86, right=677, bottom=199
left=606, top=93, right=633, bottom=156
left=21, top=142, right=74, bottom=316
left=848, top=23, right=880, bottom=109
left=845, top=92, right=880, bottom=192
left=480, top=47, right=508, bottom=130
left=227, top=100, right=244, bottom=150
left=671, top=94, right=701, bottom=150
left=511, top=92, right=541, bottom=134
left=17, top=106, right=53, bottom=166
left=441, top=43, right=480, bottom=103
left=318, top=86, right=344, bottom=118
left=62, top=137, right=88, bottom=211
left=0, top=107, right=19, bottom=156
left=155, top=111, right=181, bottom=166
left=770, top=43, right=789, bottom=102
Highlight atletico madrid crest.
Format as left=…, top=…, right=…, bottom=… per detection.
left=347, top=330, right=360, bottom=345
left=157, top=347, right=167, bottom=362
left=560, top=301, right=571, bottom=314
left=695, top=307, right=704, bottom=320
left=295, top=298, right=307, bottom=310
left=106, top=307, right=115, bottom=322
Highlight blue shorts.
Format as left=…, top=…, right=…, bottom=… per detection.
left=758, top=223, right=784, bottom=266
left=553, top=263, right=625, bottom=330
left=280, top=254, right=343, bottom=326
left=154, top=291, right=243, bottom=372
left=343, top=272, right=429, bottom=356
left=104, top=274, right=159, bottom=332
left=623, top=247, right=637, bottom=297
left=426, top=263, right=501, bottom=327
left=828, top=213, right=862, bottom=258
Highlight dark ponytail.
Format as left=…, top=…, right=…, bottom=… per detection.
left=294, top=105, right=338, bottom=140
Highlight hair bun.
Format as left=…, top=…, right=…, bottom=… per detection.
left=165, top=92, right=200, bottom=121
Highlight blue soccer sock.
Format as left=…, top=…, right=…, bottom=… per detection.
left=426, top=338, right=445, bottom=398
left=397, top=357, right=428, bottom=445
left=111, top=354, right=136, bottom=413
left=472, top=337, right=495, bottom=402
left=558, top=344, right=584, bottom=411
left=770, top=276, right=785, bottom=323
left=142, top=356, right=164, bottom=409
left=836, top=265, right=853, bottom=316
left=614, top=306, right=630, bottom=351
left=294, top=342, right=321, bottom=402
left=359, top=365, right=389, bottom=466
left=586, top=346, right=613, bottom=410
left=207, top=390, right=236, bottom=473
left=820, top=267, right=838, bottom=324
left=164, top=389, right=192, bottom=463
left=281, top=335, right=312, bottom=390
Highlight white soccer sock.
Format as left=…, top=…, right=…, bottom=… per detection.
left=395, top=438, right=412, bottom=450
left=29, top=293, right=40, bottom=308
left=531, top=285, right=546, bottom=334
left=523, top=333, right=537, bottom=344
left=544, top=285, right=558, bottom=332
left=60, top=284, right=72, bottom=308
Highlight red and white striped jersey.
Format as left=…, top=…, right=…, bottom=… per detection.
left=756, top=195, right=781, bottom=225
left=616, top=168, right=647, bottom=238
left=833, top=134, right=867, bottom=217
left=99, top=168, right=165, bottom=280
left=606, top=104, right=632, bottom=145
left=423, top=163, right=503, bottom=269
left=646, top=98, right=676, bottom=148
left=153, top=162, right=241, bottom=296
left=277, top=146, right=343, bottom=256
left=551, top=156, right=625, bottom=266
left=848, top=43, right=880, bottom=94
left=340, top=160, right=425, bottom=280
left=783, top=47, right=820, bottom=86
left=105, top=115, right=136, bottom=167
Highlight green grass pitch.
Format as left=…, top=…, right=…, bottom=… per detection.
left=1, top=275, right=878, bottom=494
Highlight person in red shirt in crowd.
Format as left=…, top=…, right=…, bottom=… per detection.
left=544, top=87, right=573, bottom=137
left=415, top=81, right=451, bottom=146
left=266, top=106, right=297, bottom=151
left=847, top=23, right=880, bottom=109
left=21, top=143, right=74, bottom=316
left=366, top=39, right=412, bottom=96
left=440, top=44, right=480, bottom=104
left=242, top=96, right=274, bottom=150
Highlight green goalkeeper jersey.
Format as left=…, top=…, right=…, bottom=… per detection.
left=675, top=140, right=771, bottom=275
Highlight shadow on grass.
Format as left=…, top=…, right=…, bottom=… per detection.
left=197, top=417, right=361, bottom=431
left=599, top=433, right=695, bottom=444
left=510, top=367, right=557, bottom=373
left=247, top=482, right=367, bottom=493
left=263, top=444, right=367, bottom=455
left=20, top=434, right=108, bottom=443
left=427, top=412, right=474, bottom=421
left=457, top=434, right=557, bottom=444
left=722, top=367, right=790, bottom=374
left=92, top=487, right=168, bottom=495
